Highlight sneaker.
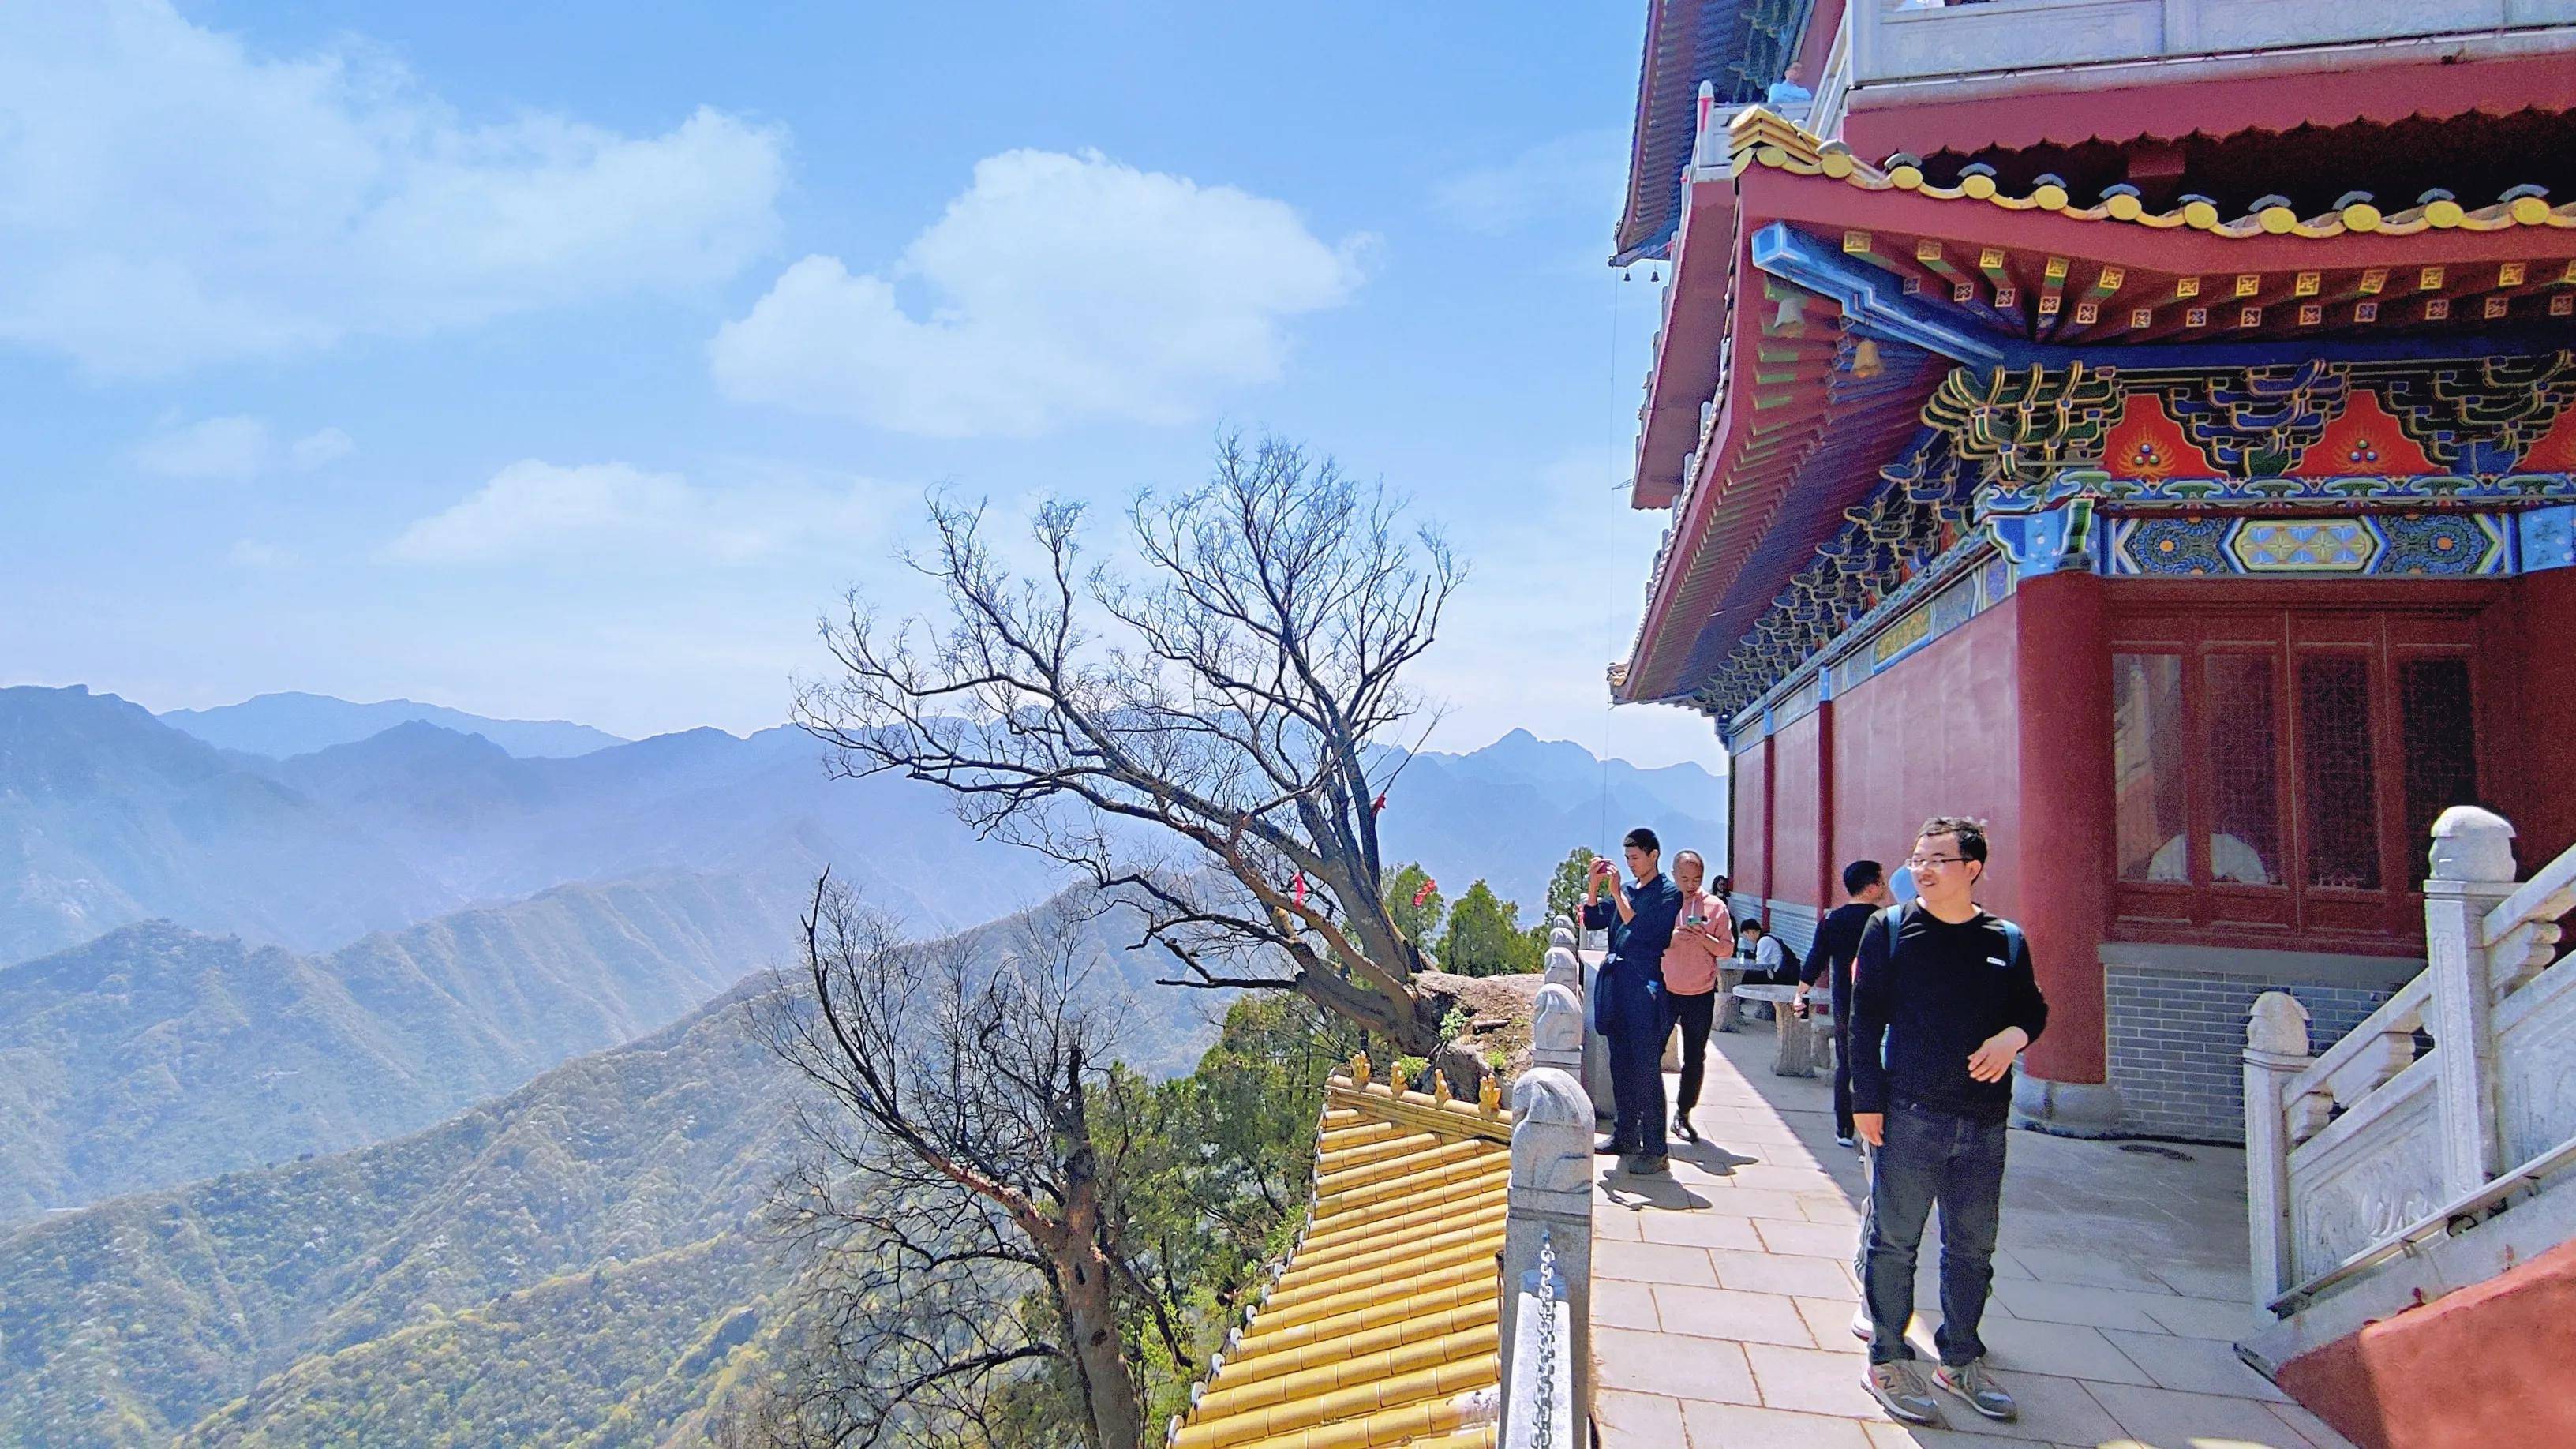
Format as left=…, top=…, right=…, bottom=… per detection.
left=1623, top=1153, right=1671, bottom=1176
left=1672, top=1114, right=1701, bottom=1144
left=1836, top=1133, right=1859, bottom=1149
left=1934, top=1358, right=2017, bottom=1421
left=1863, top=1361, right=1941, bottom=1426
left=1594, top=1136, right=1636, bottom=1156
left=1850, top=1307, right=1872, bottom=1342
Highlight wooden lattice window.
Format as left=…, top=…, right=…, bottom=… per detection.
left=2109, top=601, right=2489, bottom=951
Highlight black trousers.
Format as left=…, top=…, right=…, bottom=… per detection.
left=1667, top=989, right=1717, bottom=1114
left=1829, top=977, right=1856, bottom=1141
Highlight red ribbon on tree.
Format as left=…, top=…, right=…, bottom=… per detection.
left=1291, top=873, right=1307, bottom=906
left=1412, top=878, right=1438, bottom=908
left=1372, top=792, right=1388, bottom=814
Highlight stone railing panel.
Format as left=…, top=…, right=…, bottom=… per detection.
left=2286, top=1065, right=2445, bottom=1283
left=2495, top=946, right=2576, bottom=1170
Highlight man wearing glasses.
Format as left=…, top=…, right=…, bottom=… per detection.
left=1848, top=817, right=2048, bottom=1429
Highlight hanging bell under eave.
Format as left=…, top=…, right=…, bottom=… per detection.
left=1852, top=338, right=1884, bottom=377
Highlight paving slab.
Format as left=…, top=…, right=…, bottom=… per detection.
left=1591, top=1028, right=2327, bottom=1449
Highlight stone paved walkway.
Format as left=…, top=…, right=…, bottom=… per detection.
left=1589, top=1027, right=2357, bottom=1449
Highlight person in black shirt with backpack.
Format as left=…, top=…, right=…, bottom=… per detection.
left=1802, top=859, right=1894, bottom=1148
left=1848, top=817, right=2047, bottom=1430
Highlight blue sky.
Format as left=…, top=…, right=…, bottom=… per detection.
left=1, top=1, right=1724, bottom=770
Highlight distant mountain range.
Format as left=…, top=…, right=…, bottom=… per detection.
left=160, top=691, right=627, bottom=759
left=0, top=685, right=1063, bottom=964
left=1381, top=727, right=1731, bottom=897
left=3, top=687, right=1725, bottom=971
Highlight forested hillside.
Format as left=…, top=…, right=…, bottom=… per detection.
left=0, top=873, right=797, bottom=1222
left=0, top=973, right=803, bottom=1447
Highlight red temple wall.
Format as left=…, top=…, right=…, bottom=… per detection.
left=1828, top=595, right=2025, bottom=921
left=1730, top=735, right=1770, bottom=898
left=1769, top=710, right=1825, bottom=911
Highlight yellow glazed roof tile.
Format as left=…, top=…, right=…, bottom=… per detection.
left=1170, top=1074, right=1507, bottom=1449
left=1722, top=106, right=2576, bottom=239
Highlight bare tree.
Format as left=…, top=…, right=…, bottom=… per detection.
left=752, top=883, right=1165, bottom=1449
left=796, top=433, right=1465, bottom=1054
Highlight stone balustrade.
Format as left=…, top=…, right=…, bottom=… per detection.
left=1500, top=915, right=1593, bottom=1448
left=2245, top=807, right=2576, bottom=1312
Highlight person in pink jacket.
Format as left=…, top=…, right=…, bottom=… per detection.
left=1662, top=849, right=1733, bottom=1144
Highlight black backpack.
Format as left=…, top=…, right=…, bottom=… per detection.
left=1768, top=936, right=1803, bottom=984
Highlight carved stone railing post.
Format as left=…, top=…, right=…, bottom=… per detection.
left=1500, top=1068, right=1593, bottom=1440
left=2243, top=991, right=2312, bottom=1302
left=2425, top=806, right=2518, bottom=1197
left=1556, top=915, right=1614, bottom=1125
left=1530, top=982, right=1584, bottom=1076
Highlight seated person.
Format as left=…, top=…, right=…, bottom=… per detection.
left=1737, top=917, right=1795, bottom=985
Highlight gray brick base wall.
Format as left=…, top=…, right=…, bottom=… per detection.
left=1721, top=895, right=1820, bottom=964
left=2106, top=965, right=2397, bottom=1143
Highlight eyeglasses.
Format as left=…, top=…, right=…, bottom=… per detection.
left=1905, top=854, right=1971, bottom=871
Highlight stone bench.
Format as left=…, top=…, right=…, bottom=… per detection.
left=1731, top=983, right=1835, bottom=1077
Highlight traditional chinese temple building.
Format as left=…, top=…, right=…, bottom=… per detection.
left=1608, top=0, right=2576, bottom=1144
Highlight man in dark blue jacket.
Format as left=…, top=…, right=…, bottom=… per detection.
left=1582, top=826, right=1683, bottom=1175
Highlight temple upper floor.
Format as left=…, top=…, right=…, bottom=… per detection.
left=1616, top=0, right=2576, bottom=267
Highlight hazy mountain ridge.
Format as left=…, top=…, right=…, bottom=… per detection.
left=0, top=873, right=799, bottom=1223
left=0, top=687, right=1066, bottom=963
left=0, top=686, right=459, bottom=964
left=160, top=692, right=627, bottom=760
left=1377, top=727, right=1731, bottom=898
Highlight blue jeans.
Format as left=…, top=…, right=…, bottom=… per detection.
left=1862, top=1099, right=2006, bottom=1365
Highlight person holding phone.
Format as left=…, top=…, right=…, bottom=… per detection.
left=1661, top=849, right=1732, bottom=1144
left=1581, top=827, right=1683, bottom=1175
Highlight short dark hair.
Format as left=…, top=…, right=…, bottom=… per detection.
left=1737, top=917, right=1765, bottom=935
left=1917, top=816, right=1989, bottom=865
left=1623, top=826, right=1661, bottom=854
left=1842, top=859, right=1885, bottom=895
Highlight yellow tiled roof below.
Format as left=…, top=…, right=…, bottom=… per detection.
left=1170, top=1075, right=1507, bottom=1449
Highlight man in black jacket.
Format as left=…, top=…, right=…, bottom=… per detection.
left=1848, top=817, right=2047, bottom=1429
left=1801, top=858, right=1892, bottom=1148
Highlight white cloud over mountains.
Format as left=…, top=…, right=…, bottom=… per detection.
left=388, top=459, right=885, bottom=566
left=131, top=416, right=354, bottom=479
left=0, top=2, right=786, bottom=375
left=711, top=148, right=1368, bottom=437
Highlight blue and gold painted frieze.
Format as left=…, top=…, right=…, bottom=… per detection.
left=2106, top=513, right=2510, bottom=576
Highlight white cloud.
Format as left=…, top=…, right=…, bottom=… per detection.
left=710, top=148, right=1366, bottom=437
left=1435, top=131, right=1627, bottom=234
left=288, top=427, right=356, bottom=470
left=130, top=415, right=355, bottom=477
left=0, top=2, right=787, bottom=375
left=132, top=415, right=274, bottom=479
left=227, top=538, right=297, bottom=568
left=388, top=459, right=886, bottom=565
